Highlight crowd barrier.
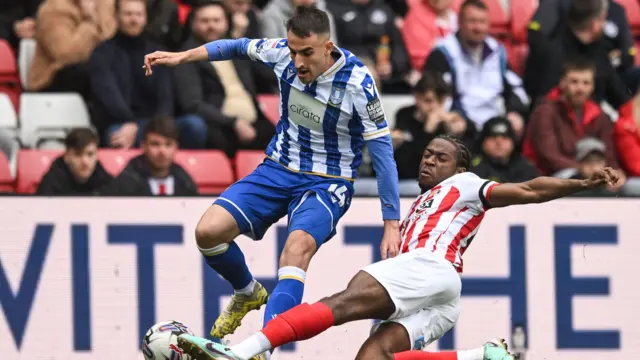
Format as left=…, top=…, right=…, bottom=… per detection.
left=1, top=198, right=639, bottom=359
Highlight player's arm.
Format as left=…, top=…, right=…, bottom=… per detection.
left=144, top=38, right=287, bottom=74
left=487, top=167, right=621, bottom=208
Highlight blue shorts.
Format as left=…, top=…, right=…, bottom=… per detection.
left=214, top=158, right=354, bottom=247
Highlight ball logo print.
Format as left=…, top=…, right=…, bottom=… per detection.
left=142, top=321, right=195, bottom=360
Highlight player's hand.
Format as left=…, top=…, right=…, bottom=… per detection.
left=143, top=51, right=187, bottom=76
left=584, top=167, right=622, bottom=189
left=235, top=119, right=257, bottom=144
left=380, top=220, right=401, bottom=260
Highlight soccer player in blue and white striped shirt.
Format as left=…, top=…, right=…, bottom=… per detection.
left=144, top=6, right=400, bottom=356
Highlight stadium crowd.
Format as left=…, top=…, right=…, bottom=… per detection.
left=0, top=0, right=639, bottom=196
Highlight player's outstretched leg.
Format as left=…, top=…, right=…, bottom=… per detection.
left=177, top=270, right=396, bottom=360
left=196, top=205, right=268, bottom=338
left=393, top=340, right=516, bottom=360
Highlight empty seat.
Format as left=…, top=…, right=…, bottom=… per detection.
left=235, top=151, right=266, bottom=179
left=380, top=95, right=415, bottom=129
left=511, top=0, right=538, bottom=43
left=174, top=150, right=234, bottom=194
left=18, top=39, right=37, bottom=88
left=0, top=93, right=18, bottom=130
left=98, top=149, right=142, bottom=175
left=0, top=151, right=13, bottom=192
left=0, top=39, right=21, bottom=112
left=16, top=149, right=63, bottom=194
left=619, top=0, right=640, bottom=35
left=257, top=94, right=281, bottom=125
left=20, top=93, right=91, bottom=148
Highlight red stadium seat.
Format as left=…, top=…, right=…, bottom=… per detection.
left=452, top=0, right=510, bottom=36
left=235, top=151, right=266, bottom=180
left=98, top=149, right=143, bottom=176
left=618, top=0, right=640, bottom=35
left=257, top=94, right=280, bottom=125
left=0, top=40, right=21, bottom=112
left=174, top=150, right=234, bottom=194
left=16, top=149, right=63, bottom=194
left=0, top=152, right=13, bottom=192
left=511, top=0, right=538, bottom=43
left=504, top=42, right=529, bottom=76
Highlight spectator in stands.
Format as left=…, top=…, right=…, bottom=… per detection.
left=524, top=0, right=631, bottom=109
left=523, top=57, right=625, bottom=190
left=145, top=0, right=183, bottom=50
left=327, top=0, right=410, bottom=90
left=104, top=115, right=199, bottom=196
left=470, top=116, right=538, bottom=183
left=424, top=0, right=529, bottom=135
left=28, top=0, right=116, bottom=99
left=91, top=0, right=203, bottom=149
left=36, top=128, right=113, bottom=195
left=528, top=0, right=639, bottom=92
left=174, top=1, right=275, bottom=157
left=0, top=0, right=42, bottom=50
left=222, top=0, right=261, bottom=39
left=261, top=0, right=338, bottom=45
left=613, top=104, right=640, bottom=176
left=402, top=0, right=457, bottom=72
left=392, top=72, right=475, bottom=179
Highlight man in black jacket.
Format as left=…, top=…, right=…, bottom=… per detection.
left=470, top=116, right=539, bottom=183
left=104, top=115, right=199, bottom=196
left=90, top=0, right=207, bottom=149
left=524, top=0, right=632, bottom=108
left=174, top=1, right=275, bottom=157
left=37, top=128, right=113, bottom=195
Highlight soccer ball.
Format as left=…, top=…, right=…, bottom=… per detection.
left=142, top=320, right=195, bottom=360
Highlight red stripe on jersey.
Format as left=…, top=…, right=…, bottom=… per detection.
left=415, top=187, right=461, bottom=249
left=445, top=213, right=485, bottom=264
left=400, top=185, right=442, bottom=252
left=431, top=206, right=468, bottom=252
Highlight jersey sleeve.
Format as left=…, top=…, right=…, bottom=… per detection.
left=246, top=38, right=290, bottom=68
left=456, top=173, right=500, bottom=213
left=353, top=72, right=390, bottom=141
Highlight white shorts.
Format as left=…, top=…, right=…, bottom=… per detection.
left=362, top=249, right=462, bottom=349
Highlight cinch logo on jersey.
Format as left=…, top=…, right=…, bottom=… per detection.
left=289, top=104, right=321, bottom=124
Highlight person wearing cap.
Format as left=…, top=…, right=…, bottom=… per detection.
left=523, top=56, right=624, bottom=186
left=470, top=116, right=539, bottom=184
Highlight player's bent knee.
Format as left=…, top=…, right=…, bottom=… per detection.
left=355, top=341, right=393, bottom=360
left=195, top=205, right=240, bottom=249
left=279, top=230, right=317, bottom=270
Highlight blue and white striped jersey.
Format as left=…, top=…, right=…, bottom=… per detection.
left=245, top=38, right=390, bottom=180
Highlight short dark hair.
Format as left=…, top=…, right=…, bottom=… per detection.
left=460, top=0, right=488, bottom=16
left=435, top=134, right=471, bottom=171
left=285, top=6, right=330, bottom=38
left=562, top=56, right=596, bottom=77
left=65, top=128, right=98, bottom=151
left=143, top=115, right=179, bottom=141
left=414, top=72, right=451, bottom=100
left=568, top=0, right=607, bottom=31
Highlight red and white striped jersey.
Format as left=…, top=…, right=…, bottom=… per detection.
left=399, top=172, right=499, bottom=272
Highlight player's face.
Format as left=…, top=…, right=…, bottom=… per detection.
left=192, top=5, right=229, bottom=42
left=459, top=5, right=489, bottom=46
left=418, top=138, right=462, bottom=191
left=64, top=143, right=98, bottom=183
left=560, top=69, right=594, bottom=107
left=118, top=0, right=147, bottom=37
left=143, top=133, right=177, bottom=172
left=287, top=30, right=333, bottom=84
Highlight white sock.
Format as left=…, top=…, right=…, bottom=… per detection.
left=278, top=266, right=306, bottom=282
left=457, top=347, right=485, bottom=360
left=231, top=332, right=272, bottom=359
left=198, top=243, right=229, bottom=256
left=235, top=278, right=257, bottom=295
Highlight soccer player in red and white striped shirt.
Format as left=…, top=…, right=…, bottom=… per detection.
left=177, top=135, right=622, bottom=360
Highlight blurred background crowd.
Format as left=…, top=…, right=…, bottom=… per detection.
left=0, top=0, right=639, bottom=197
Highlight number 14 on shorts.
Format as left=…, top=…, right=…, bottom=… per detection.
left=328, top=184, right=348, bottom=207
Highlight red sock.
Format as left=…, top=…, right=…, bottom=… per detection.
left=260, top=302, right=335, bottom=348
left=394, top=351, right=458, bottom=360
